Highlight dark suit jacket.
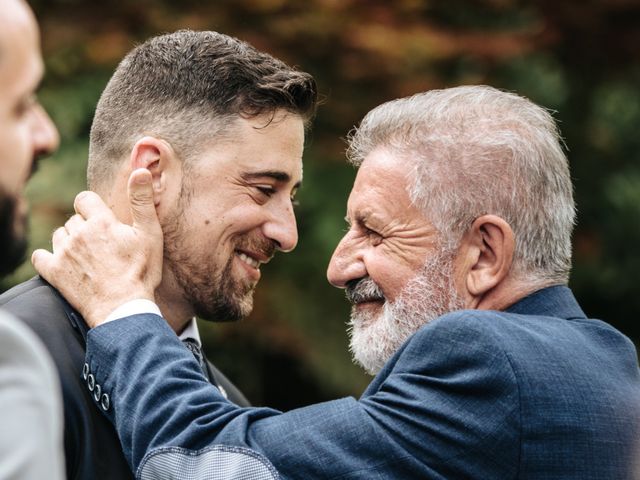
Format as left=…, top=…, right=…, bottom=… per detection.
left=87, top=285, right=640, bottom=479
left=0, top=276, right=249, bottom=480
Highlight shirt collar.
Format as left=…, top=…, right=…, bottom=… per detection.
left=178, top=317, right=202, bottom=347
left=505, top=285, right=587, bottom=320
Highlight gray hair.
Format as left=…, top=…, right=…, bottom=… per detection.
left=88, top=30, right=317, bottom=191
left=347, top=85, right=576, bottom=284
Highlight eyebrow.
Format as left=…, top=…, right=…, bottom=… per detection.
left=354, top=209, right=387, bottom=232
left=242, top=170, right=302, bottom=189
left=344, top=211, right=369, bottom=227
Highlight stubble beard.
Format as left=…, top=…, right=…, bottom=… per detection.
left=162, top=202, right=275, bottom=322
left=0, top=189, right=28, bottom=276
left=164, top=222, right=251, bottom=322
left=346, top=247, right=465, bottom=375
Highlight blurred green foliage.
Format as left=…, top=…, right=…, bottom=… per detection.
left=4, top=0, right=639, bottom=408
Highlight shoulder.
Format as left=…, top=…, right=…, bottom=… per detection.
left=0, top=278, right=86, bottom=393
left=0, top=311, right=65, bottom=480
left=396, top=306, right=640, bottom=400
left=402, top=307, right=586, bottom=358
left=384, top=309, right=539, bottom=383
left=404, top=309, right=512, bottom=354
left=0, top=277, right=74, bottom=335
left=0, top=310, right=60, bottom=394
left=0, top=309, right=47, bottom=359
left=380, top=309, right=519, bottom=388
left=0, top=276, right=63, bottom=315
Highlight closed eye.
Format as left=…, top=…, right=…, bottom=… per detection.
left=256, top=185, right=276, bottom=197
left=364, top=226, right=383, bottom=245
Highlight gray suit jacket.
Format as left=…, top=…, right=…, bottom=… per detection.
left=0, top=309, right=65, bottom=479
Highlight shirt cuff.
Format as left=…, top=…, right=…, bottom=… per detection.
left=104, top=299, right=162, bottom=324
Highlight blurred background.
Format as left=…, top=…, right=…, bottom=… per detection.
left=6, top=0, right=640, bottom=409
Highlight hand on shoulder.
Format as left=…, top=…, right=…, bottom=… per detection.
left=32, top=169, right=163, bottom=328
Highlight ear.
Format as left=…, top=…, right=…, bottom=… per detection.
left=459, top=214, right=515, bottom=298
left=128, top=136, right=178, bottom=206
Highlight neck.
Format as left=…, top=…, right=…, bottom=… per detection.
left=104, top=187, right=193, bottom=335
left=155, top=268, right=195, bottom=335
left=473, top=276, right=558, bottom=312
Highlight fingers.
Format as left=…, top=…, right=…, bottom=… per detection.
left=32, top=180, right=163, bottom=327
left=127, top=168, right=161, bottom=232
left=51, top=226, right=68, bottom=253
left=64, top=214, right=84, bottom=234
left=31, top=248, right=54, bottom=281
left=73, top=191, right=113, bottom=220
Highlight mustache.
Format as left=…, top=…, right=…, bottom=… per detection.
left=237, top=235, right=277, bottom=261
left=29, top=150, right=52, bottom=179
left=345, top=277, right=385, bottom=304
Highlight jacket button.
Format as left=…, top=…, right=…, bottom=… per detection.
left=87, top=373, right=95, bottom=392
left=100, top=393, right=110, bottom=412
left=93, top=383, right=102, bottom=402
left=82, top=363, right=89, bottom=380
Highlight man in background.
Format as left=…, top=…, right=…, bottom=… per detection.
left=0, top=0, right=64, bottom=478
left=38, top=86, right=640, bottom=479
left=1, top=30, right=316, bottom=478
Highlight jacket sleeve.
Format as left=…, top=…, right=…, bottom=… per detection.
left=85, top=312, right=521, bottom=480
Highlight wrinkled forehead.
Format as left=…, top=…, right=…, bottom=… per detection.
left=348, top=147, right=427, bottom=223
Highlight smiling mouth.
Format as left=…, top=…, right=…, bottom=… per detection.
left=346, top=290, right=384, bottom=304
left=236, top=249, right=274, bottom=271
left=237, top=252, right=261, bottom=269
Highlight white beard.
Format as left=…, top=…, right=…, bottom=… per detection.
left=347, top=249, right=465, bottom=375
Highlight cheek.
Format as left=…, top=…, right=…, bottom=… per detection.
left=225, top=204, right=271, bottom=233
left=181, top=191, right=273, bottom=249
left=176, top=225, right=229, bottom=267
left=186, top=209, right=258, bottom=251
left=367, top=255, right=414, bottom=302
left=0, top=127, right=30, bottom=194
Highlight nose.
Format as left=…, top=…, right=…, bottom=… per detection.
left=32, top=103, right=59, bottom=158
left=263, top=198, right=298, bottom=253
left=326, top=232, right=366, bottom=288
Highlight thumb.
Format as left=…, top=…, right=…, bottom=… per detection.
left=127, top=168, right=160, bottom=231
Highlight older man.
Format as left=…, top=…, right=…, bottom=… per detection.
left=1, top=30, right=316, bottom=479
left=36, top=86, right=640, bottom=479
left=0, top=0, right=64, bottom=478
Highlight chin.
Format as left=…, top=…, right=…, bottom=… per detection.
left=196, top=292, right=254, bottom=323
left=236, top=291, right=255, bottom=318
left=351, top=303, right=383, bottom=329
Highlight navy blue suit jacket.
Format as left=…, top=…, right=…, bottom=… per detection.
left=85, top=286, right=640, bottom=479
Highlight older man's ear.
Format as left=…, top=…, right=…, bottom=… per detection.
left=456, top=215, right=515, bottom=307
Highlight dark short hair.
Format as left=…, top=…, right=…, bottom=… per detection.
left=88, top=30, right=317, bottom=189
